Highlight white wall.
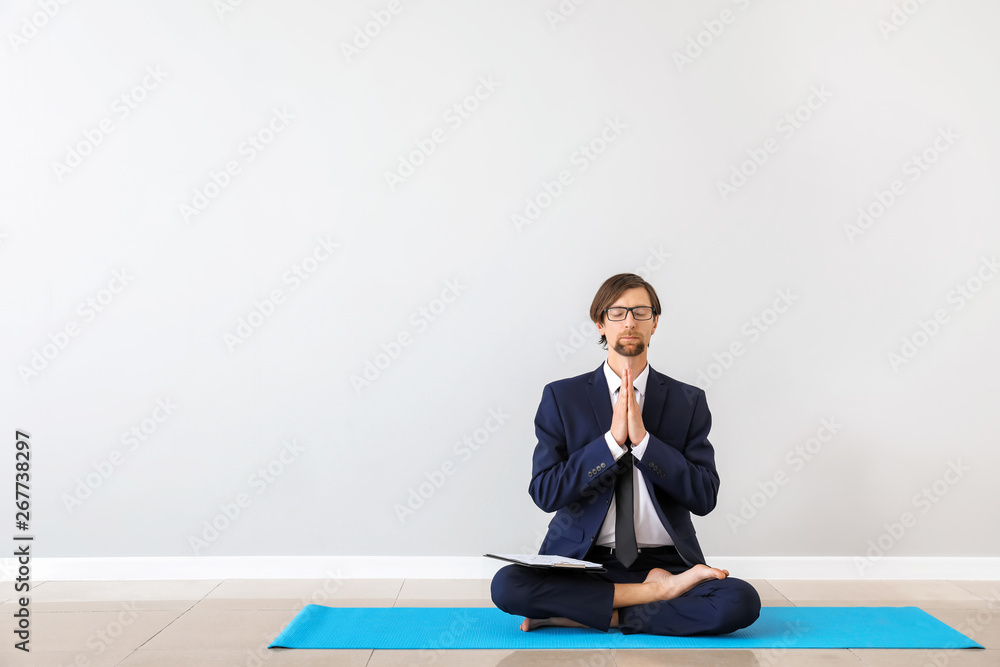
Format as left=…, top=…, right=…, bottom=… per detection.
left=2, top=0, right=998, bottom=570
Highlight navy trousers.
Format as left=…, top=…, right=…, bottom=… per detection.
left=490, top=546, right=761, bottom=636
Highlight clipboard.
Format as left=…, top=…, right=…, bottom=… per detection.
left=484, top=553, right=607, bottom=572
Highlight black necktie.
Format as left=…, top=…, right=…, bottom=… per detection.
left=615, top=388, right=638, bottom=568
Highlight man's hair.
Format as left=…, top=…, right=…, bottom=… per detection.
left=590, top=273, right=662, bottom=350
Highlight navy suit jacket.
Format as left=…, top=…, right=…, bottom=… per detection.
left=529, top=363, right=719, bottom=567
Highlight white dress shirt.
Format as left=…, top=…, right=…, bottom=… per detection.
left=594, top=360, right=674, bottom=548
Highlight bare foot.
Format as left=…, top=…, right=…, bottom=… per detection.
left=651, top=564, right=729, bottom=601
left=520, top=616, right=586, bottom=631
left=643, top=567, right=672, bottom=584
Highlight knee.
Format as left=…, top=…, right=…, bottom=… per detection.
left=713, top=578, right=762, bottom=634
left=490, top=565, right=522, bottom=614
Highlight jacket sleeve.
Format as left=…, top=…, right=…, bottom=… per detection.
left=527, top=384, right=617, bottom=513
left=636, top=388, right=720, bottom=516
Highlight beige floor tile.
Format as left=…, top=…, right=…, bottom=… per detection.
left=617, top=648, right=868, bottom=665
left=367, top=648, right=613, bottom=666
left=924, top=608, right=1000, bottom=649
left=28, top=579, right=221, bottom=603
left=0, top=599, right=195, bottom=613
left=613, top=649, right=761, bottom=666
left=769, top=580, right=983, bottom=604
left=140, top=608, right=301, bottom=651
left=398, top=578, right=493, bottom=600
left=116, top=647, right=372, bottom=666
left=750, top=648, right=867, bottom=665
left=7, top=609, right=183, bottom=653
left=748, top=579, right=791, bottom=602
left=951, top=580, right=1000, bottom=601
left=393, top=597, right=496, bottom=607
left=789, top=599, right=996, bottom=609
left=0, top=646, right=134, bottom=666
left=193, top=596, right=396, bottom=611
left=207, top=577, right=403, bottom=600
left=851, top=648, right=1000, bottom=666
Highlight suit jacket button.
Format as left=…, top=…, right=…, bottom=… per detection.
left=588, top=471, right=593, bottom=477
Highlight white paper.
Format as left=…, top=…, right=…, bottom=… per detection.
left=484, top=553, right=603, bottom=568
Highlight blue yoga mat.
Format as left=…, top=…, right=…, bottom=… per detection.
left=268, top=606, right=983, bottom=650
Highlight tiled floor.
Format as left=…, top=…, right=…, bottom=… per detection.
left=1, top=578, right=997, bottom=665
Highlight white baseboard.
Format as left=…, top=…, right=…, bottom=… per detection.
left=2, top=556, right=998, bottom=581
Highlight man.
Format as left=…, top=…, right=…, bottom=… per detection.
left=491, top=273, right=761, bottom=635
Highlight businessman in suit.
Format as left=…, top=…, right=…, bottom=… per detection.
left=491, top=273, right=761, bottom=635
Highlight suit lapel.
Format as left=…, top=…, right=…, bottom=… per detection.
left=642, top=365, right=668, bottom=432
left=587, top=364, right=612, bottom=430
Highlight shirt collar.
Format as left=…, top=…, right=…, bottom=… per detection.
left=603, top=359, right=650, bottom=399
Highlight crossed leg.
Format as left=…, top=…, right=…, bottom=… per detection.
left=492, top=557, right=760, bottom=636
left=518, top=564, right=729, bottom=631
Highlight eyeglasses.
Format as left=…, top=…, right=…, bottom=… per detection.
left=604, top=306, right=655, bottom=321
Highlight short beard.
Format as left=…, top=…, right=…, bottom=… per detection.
left=613, top=339, right=645, bottom=357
